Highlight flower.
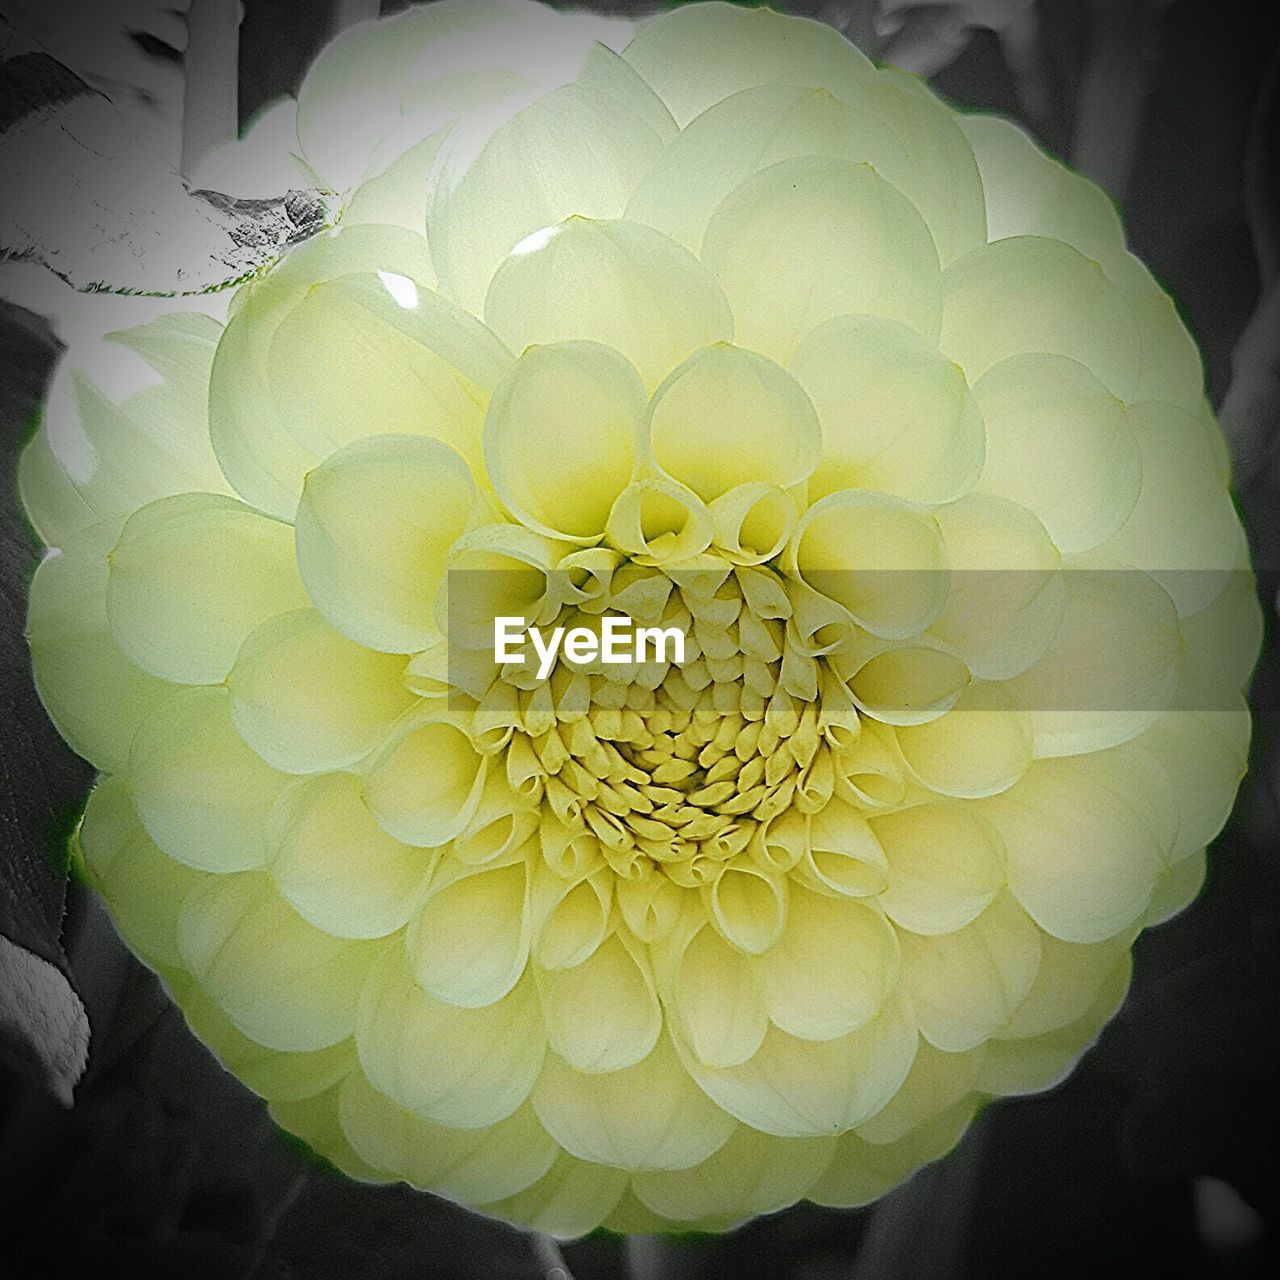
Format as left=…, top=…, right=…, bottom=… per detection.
left=21, top=0, right=1260, bottom=1238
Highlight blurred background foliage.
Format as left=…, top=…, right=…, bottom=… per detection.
left=0, top=1, right=1278, bottom=1275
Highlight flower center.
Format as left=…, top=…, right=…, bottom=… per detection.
left=475, top=554, right=865, bottom=898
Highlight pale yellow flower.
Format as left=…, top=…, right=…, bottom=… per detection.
left=22, top=0, right=1259, bottom=1237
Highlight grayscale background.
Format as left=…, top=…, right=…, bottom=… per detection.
left=0, top=2, right=1277, bottom=1276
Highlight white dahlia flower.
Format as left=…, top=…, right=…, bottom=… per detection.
left=21, top=0, right=1260, bottom=1237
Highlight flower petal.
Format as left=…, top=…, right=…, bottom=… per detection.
left=533, top=1032, right=735, bottom=1169
left=483, top=340, right=645, bottom=542
left=107, top=493, right=308, bottom=685
left=357, top=947, right=545, bottom=1127
left=666, top=922, right=768, bottom=1068
left=645, top=344, right=821, bottom=502
left=957, top=113, right=1123, bottom=252
left=973, top=353, right=1140, bottom=552
left=79, top=776, right=204, bottom=970
left=294, top=434, right=476, bottom=654
left=940, top=236, right=1139, bottom=400
left=754, top=890, right=898, bottom=1040
left=894, top=681, right=1032, bottom=799
left=809, top=1095, right=977, bottom=1207
left=34, top=313, right=232, bottom=540
left=482, top=1150, right=629, bottom=1239
left=1099, top=401, right=1243, bottom=614
left=268, top=772, right=433, bottom=939
left=702, top=156, right=942, bottom=361
left=873, top=801, right=1003, bottom=935
left=428, top=79, right=667, bottom=314
left=628, top=78, right=984, bottom=266
left=536, top=931, right=661, bottom=1072
left=28, top=529, right=172, bottom=774
left=621, top=4, right=873, bottom=127
left=339, top=1070, right=556, bottom=1203
left=984, top=752, right=1167, bottom=943
left=364, top=707, right=488, bottom=848
left=929, top=492, right=1064, bottom=681
left=209, top=225, right=481, bottom=519
left=854, top=1040, right=984, bottom=1145
left=1007, top=559, right=1180, bottom=757
left=485, top=218, right=733, bottom=390
left=977, top=954, right=1131, bottom=1095
left=790, top=491, right=949, bottom=640
left=408, top=858, right=530, bottom=1008
left=790, top=314, right=984, bottom=505
left=897, top=892, right=1043, bottom=1051
left=178, top=872, right=379, bottom=1052
left=229, top=609, right=416, bottom=773
left=683, top=991, right=917, bottom=1137
left=130, top=685, right=288, bottom=872
left=632, top=1124, right=836, bottom=1223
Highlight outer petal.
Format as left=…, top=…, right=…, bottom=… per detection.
left=662, top=922, right=769, bottom=1069
left=428, top=75, right=668, bottom=315
left=983, top=751, right=1168, bottom=943
left=977, top=955, right=1131, bottom=1095
left=293, top=434, right=476, bottom=654
left=627, top=79, right=985, bottom=265
left=894, top=681, right=1032, bottom=800
left=682, top=991, right=918, bottom=1137
left=928, top=492, right=1064, bottom=681
left=27, top=528, right=173, bottom=774
left=790, top=315, right=984, bottom=505
left=107, top=493, right=309, bottom=686
left=940, top=236, right=1140, bottom=400
left=29, top=313, right=233, bottom=543
left=209, top=225, right=506, bottom=520
left=296, top=0, right=629, bottom=190
left=1007, top=558, right=1181, bottom=757
left=808, top=1096, right=977, bottom=1207
left=268, top=772, right=434, bottom=940
left=621, top=3, right=874, bottom=127
left=182, top=989, right=355, bottom=1104
left=178, top=872, right=379, bottom=1052
left=532, top=1032, right=735, bottom=1170
left=972, top=353, right=1141, bottom=552
left=957, top=113, right=1123, bottom=252
left=129, top=685, right=290, bottom=873
left=632, top=1125, right=836, bottom=1224
left=897, top=892, right=1043, bottom=1051
left=1098, top=400, right=1243, bottom=615
left=702, top=155, right=942, bottom=361
left=484, top=218, right=733, bottom=391
left=79, top=776, right=205, bottom=970
left=357, top=947, right=545, bottom=1127
left=338, top=1071, right=556, bottom=1203
left=480, top=1151, right=628, bottom=1239
left=229, top=609, right=417, bottom=773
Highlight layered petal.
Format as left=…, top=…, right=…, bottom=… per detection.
left=485, top=218, right=733, bottom=390
left=702, top=155, right=942, bottom=361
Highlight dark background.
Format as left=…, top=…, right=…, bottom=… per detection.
left=1, top=2, right=1278, bottom=1276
